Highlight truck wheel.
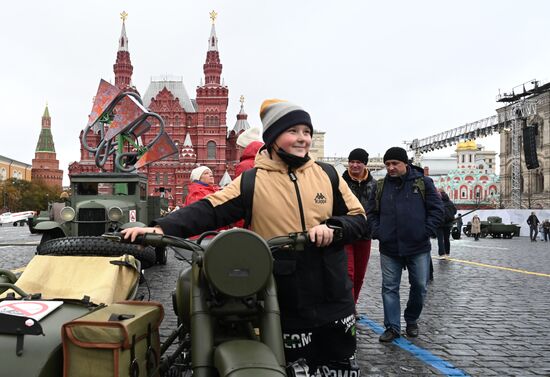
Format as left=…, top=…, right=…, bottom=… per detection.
left=155, top=246, right=167, bottom=265
left=36, top=236, right=155, bottom=269
left=12, top=222, right=18, bottom=227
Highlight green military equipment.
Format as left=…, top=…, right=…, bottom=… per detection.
left=62, top=301, right=163, bottom=377
left=463, top=216, right=520, bottom=239
left=35, top=172, right=168, bottom=267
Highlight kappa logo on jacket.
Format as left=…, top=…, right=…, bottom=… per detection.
left=314, top=192, right=327, bottom=204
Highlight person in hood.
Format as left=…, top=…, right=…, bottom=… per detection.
left=184, top=166, right=219, bottom=206
left=366, top=146, right=444, bottom=342
left=122, top=99, right=366, bottom=375
left=342, top=148, right=376, bottom=309
left=235, top=127, right=264, bottom=177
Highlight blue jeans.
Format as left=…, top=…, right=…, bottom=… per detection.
left=380, top=252, right=430, bottom=332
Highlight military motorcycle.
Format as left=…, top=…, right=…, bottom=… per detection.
left=105, top=227, right=330, bottom=377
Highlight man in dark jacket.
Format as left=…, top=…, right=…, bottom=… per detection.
left=527, top=212, right=540, bottom=242
left=342, top=148, right=376, bottom=307
left=367, top=147, right=444, bottom=342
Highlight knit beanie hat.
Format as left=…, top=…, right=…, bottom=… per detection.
left=190, top=166, right=211, bottom=182
left=348, top=148, right=369, bottom=164
left=383, top=147, right=409, bottom=164
left=260, top=99, right=313, bottom=146
left=237, top=127, right=262, bottom=148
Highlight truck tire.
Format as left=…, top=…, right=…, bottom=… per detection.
left=36, top=236, right=155, bottom=269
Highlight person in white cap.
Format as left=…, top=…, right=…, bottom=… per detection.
left=184, top=166, right=218, bottom=206
left=235, top=127, right=263, bottom=177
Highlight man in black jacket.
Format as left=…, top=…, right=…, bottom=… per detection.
left=342, top=148, right=376, bottom=309
left=367, top=147, right=444, bottom=342
left=527, top=212, right=540, bottom=242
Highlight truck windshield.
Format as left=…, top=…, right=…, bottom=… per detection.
left=76, top=182, right=137, bottom=196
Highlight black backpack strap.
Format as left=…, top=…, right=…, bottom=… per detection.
left=315, top=161, right=346, bottom=216
left=240, top=168, right=257, bottom=228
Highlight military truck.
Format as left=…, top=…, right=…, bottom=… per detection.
left=463, top=216, right=520, bottom=239
left=34, top=172, right=168, bottom=267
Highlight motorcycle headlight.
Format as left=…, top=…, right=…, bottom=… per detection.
left=60, top=207, right=76, bottom=222
left=108, top=206, right=123, bottom=222
left=204, top=229, right=272, bottom=298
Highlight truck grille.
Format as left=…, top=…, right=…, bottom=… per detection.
left=77, top=208, right=106, bottom=236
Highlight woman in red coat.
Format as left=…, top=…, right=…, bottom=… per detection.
left=184, top=166, right=219, bottom=206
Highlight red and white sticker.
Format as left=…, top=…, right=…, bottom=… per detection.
left=129, top=209, right=136, bottom=222
left=0, top=300, right=63, bottom=321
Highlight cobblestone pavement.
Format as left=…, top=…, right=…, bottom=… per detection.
left=1, top=226, right=550, bottom=376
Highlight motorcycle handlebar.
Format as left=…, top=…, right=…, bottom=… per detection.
left=102, top=225, right=343, bottom=252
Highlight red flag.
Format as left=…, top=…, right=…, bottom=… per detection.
left=135, top=132, right=178, bottom=168
left=104, top=96, right=147, bottom=140
left=87, top=79, right=122, bottom=128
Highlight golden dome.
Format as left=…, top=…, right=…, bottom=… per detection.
left=456, top=140, right=477, bottom=151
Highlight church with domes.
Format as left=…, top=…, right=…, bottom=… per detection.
left=434, top=141, right=500, bottom=209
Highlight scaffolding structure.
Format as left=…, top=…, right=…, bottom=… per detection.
left=406, top=99, right=537, bottom=208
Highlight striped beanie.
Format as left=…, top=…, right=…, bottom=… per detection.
left=260, top=99, right=313, bottom=146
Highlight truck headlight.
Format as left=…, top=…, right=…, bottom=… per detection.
left=60, top=207, right=76, bottom=222
left=108, top=206, right=123, bottom=222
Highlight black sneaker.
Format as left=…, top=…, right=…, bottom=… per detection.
left=406, top=323, right=419, bottom=337
left=379, top=328, right=400, bottom=342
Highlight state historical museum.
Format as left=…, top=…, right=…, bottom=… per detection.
left=69, top=12, right=251, bottom=207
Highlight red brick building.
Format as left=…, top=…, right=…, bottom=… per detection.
left=69, top=14, right=251, bottom=206
left=31, top=105, right=63, bottom=189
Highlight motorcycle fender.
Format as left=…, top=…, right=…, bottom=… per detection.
left=35, top=221, right=65, bottom=232
left=214, top=340, right=286, bottom=377
left=120, top=221, right=147, bottom=229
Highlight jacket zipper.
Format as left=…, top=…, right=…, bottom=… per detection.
left=289, top=169, right=307, bottom=231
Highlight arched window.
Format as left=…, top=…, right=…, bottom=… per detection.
left=155, top=172, right=160, bottom=184
left=0, top=168, right=6, bottom=180
left=535, top=171, right=544, bottom=193
left=205, top=116, right=219, bottom=127
left=207, top=141, right=216, bottom=160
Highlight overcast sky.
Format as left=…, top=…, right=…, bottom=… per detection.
left=2, top=1, right=550, bottom=185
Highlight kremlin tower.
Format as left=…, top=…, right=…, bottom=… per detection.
left=31, top=105, right=63, bottom=189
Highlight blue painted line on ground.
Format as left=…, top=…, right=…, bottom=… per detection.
left=357, top=316, right=470, bottom=377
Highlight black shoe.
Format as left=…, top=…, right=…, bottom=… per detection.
left=406, top=323, right=419, bottom=338
left=379, top=328, right=400, bottom=342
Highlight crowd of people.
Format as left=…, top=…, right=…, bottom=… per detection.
left=121, top=98, right=547, bottom=376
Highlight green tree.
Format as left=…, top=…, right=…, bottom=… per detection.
left=1, top=179, right=60, bottom=213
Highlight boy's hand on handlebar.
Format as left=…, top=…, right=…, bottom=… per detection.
left=121, top=226, right=164, bottom=242
left=308, top=224, right=333, bottom=247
